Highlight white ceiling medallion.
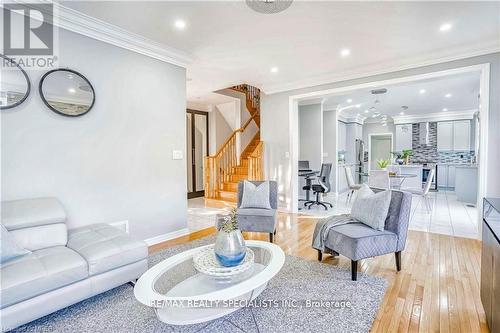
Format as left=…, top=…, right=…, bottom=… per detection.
left=246, top=0, right=293, bottom=14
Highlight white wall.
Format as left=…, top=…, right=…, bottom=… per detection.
left=219, top=89, right=259, bottom=152
left=298, top=104, right=323, bottom=170
left=323, top=110, right=337, bottom=190
left=209, top=105, right=234, bottom=154
left=1, top=27, right=187, bottom=242
left=261, top=52, right=500, bottom=209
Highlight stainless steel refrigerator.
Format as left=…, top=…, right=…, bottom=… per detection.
left=355, top=139, right=365, bottom=184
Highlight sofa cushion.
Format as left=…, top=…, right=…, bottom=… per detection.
left=350, top=184, right=392, bottom=231
left=325, top=222, right=398, bottom=261
left=11, top=223, right=68, bottom=251
left=1, top=198, right=66, bottom=231
left=0, top=225, right=30, bottom=264
left=67, top=224, right=148, bottom=276
left=0, top=246, right=88, bottom=308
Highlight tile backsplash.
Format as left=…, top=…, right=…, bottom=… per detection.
left=410, top=122, right=475, bottom=164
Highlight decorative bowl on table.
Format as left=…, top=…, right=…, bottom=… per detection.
left=214, top=209, right=246, bottom=267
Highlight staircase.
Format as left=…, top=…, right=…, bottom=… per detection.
left=204, top=84, right=264, bottom=202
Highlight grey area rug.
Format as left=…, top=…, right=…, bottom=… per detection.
left=14, top=236, right=388, bottom=333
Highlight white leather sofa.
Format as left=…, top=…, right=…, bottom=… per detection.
left=0, top=198, right=148, bottom=330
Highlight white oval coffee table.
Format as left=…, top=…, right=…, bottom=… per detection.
left=134, top=240, right=285, bottom=325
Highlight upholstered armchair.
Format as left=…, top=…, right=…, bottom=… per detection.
left=317, top=190, right=412, bottom=280
left=237, top=181, right=278, bottom=242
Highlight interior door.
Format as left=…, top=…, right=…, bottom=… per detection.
left=187, top=110, right=209, bottom=199
left=370, top=135, right=392, bottom=170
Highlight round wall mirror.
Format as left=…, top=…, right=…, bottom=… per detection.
left=39, top=69, right=95, bottom=117
left=1, top=54, right=31, bottom=110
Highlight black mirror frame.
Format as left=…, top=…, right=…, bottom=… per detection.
left=39, top=68, right=95, bottom=117
left=0, top=54, right=31, bottom=110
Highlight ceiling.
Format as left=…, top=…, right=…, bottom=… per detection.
left=309, top=71, right=480, bottom=122
left=62, top=1, right=499, bottom=105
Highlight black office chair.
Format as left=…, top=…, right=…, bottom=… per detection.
left=303, top=163, right=333, bottom=210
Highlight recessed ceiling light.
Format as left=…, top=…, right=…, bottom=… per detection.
left=400, top=112, right=405, bottom=115
left=270, top=66, right=279, bottom=73
left=340, top=48, right=351, bottom=57
left=355, top=104, right=361, bottom=108
left=364, top=110, right=369, bottom=113
left=442, top=108, right=448, bottom=111
left=419, top=89, right=426, bottom=94
left=68, top=88, right=76, bottom=94
left=347, top=99, right=352, bottom=103
left=174, top=19, right=187, bottom=30
left=445, top=93, right=452, bottom=98
left=439, top=23, right=452, bottom=32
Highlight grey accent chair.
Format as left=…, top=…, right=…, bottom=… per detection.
left=237, top=181, right=278, bottom=242
left=317, top=190, right=412, bottom=281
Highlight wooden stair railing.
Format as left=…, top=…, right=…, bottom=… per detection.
left=248, top=141, right=264, bottom=181
left=204, top=111, right=260, bottom=199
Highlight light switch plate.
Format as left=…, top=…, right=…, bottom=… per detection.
left=172, top=150, right=183, bottom=160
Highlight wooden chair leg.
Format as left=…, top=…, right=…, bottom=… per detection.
left=395, top=251, right=401, bottom=271
left=317, top=250, right=323, bottom=261
left=269, top=232, right=273, bottom=243
left=351, top=260, right=358, bottom=281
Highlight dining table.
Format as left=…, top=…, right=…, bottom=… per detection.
left=359, top=172, right=418, bottom=189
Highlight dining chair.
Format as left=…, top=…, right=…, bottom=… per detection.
left=368, top=170, right=390, bottom=190
left=344, top=166, right=362, bottom=203
left=405, top=168, right=435, bottom=212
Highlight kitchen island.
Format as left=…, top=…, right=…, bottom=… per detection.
left=397, top=165, right=423, bottom=189
left=455, top=165, right=478, bottom=204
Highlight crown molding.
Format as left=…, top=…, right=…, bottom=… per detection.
left=10, top=0, right=193, bottom=68
left=392, top=110, right=477, bottom=125
left=338, top=113, right=365, bottom=125
left=262, top=44, right=500, bottom=95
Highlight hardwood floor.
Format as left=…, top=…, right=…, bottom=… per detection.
left=150, top=209, right=489, bottom=333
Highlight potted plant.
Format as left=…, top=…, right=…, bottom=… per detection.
left=376, top=159, right=390, bottom=170
left=214, top=209, right=246, bottom=267
left=401, top=149, right=412, bottom=165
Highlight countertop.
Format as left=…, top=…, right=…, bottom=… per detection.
left=454, top=165, right=478, bottom=169
left=484, top=198, right=500, bottom=243
left=397, top=164, right=424, bottom=168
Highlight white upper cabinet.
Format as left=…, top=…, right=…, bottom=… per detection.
left=453, top=120, right=471, bottom=151
left=437, top=122, right=453, bottom=151
left=395, top=124, right=412, bottom=152
left=437, top=120, right=471, bottom=151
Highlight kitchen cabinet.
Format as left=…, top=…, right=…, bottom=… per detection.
left=437, top=122, right=453, bottom=151
left=399, top=165, right=423, bottom=190
left=395, top=124, right=412, bottom=152
left=455, top=166, right=478, bottom=204
left=481, top=198, right=500, bottom=333
left=437, top=120, right=471, bottom=151
left=447, top=165, right=455, bottom=188
left=437, top=165, right=448, bottom=188
left=453, top=120, right=471, bottom=151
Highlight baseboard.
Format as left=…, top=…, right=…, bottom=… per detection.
left=143, top=227, right=190, bottom=246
